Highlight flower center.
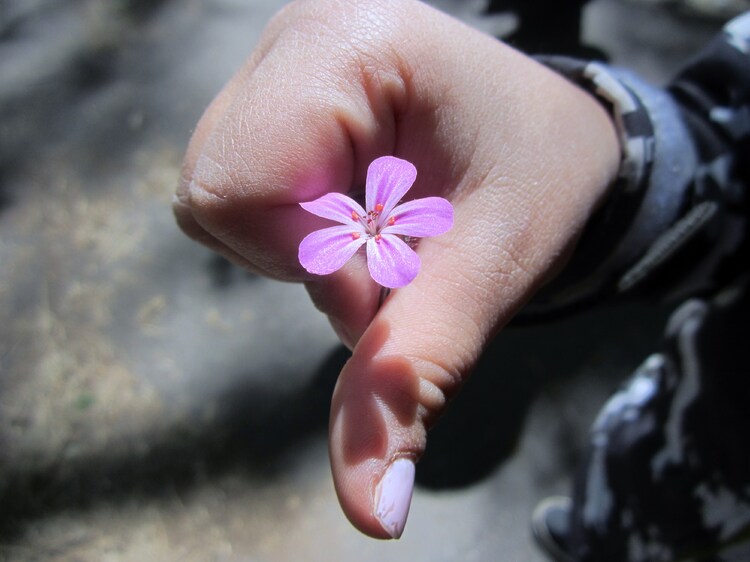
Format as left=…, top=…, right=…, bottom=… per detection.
left=365, top=210, right=380, bottom=235
left=352, top=203, right=395, bottom=241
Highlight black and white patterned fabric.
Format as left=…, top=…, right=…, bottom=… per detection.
left=532, top=12, right=750, bottom=562
left=526, top=12, right=748, bottom=316
left=569, top=284, right=750, bottom=562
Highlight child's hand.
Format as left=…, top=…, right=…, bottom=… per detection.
left=174, top=0, right=619, bottom=539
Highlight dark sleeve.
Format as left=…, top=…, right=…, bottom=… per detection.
left=520, top=12, right=750, bottom=321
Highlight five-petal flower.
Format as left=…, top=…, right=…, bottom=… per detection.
left=298, top=156, right=454, bottom=288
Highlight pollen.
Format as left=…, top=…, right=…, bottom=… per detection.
left=388, top=216, right=396, bottom=226
left=375, top=203, right=384, bottom=212
left=375, top=234, right=382, bottom=243
left=351, top=232, right=361, bottom=240
left=351, top=210, right=360, bottom=221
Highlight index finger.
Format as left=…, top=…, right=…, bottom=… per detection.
left=174, top=5, right=410, bottom=281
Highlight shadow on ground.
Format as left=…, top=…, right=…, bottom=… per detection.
left=0, top=345, right=347, bottom=541
left=0, top=291, right=670, bottom=542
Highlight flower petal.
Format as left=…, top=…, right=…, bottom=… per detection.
left=366, top=234, right=421, bottom=288
left=299, top=225, right=366, bottom=275
left=366, top=156, right=417, bottom=220
left=300, top=193, right=366, bottom=225
left=381, top=197, right=454, bottom=238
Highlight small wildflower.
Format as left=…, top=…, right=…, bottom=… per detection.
left=298, top=156, right=453, bottom=288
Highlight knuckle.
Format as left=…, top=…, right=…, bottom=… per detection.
left=401, top=341, right=474, bottom=428
left=185, top=147, right=250, bottom=217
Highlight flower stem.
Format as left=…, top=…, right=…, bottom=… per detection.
left=378, top=286, right=391, bottom=309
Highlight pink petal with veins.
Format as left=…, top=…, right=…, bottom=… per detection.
left=382, top=197, right=454, bottom=238
left=366, top=234, right=421, bottom=289
left=300, top=192, right=366, bottom=225
left=365, top=156, right=417, bottom=219
left=299, top=224, right=366, bottom=275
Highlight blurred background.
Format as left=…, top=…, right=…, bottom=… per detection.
left=0, top=0, right=743, bottom=560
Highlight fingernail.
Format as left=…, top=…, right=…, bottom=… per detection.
left=374, top=458, right=415, bottom=539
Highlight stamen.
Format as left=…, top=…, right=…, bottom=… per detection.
left=388, top=216, right=396, bottom=226
left=375, top=234, right=382, bottom=243
left=351, top=210, right=360, bottom=221
left=351, top=232, right=361, bottom=240
left=375, top=203, right=384, bottom=212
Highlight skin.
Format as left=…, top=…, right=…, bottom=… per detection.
left=174, top=0, right=620, bottom=540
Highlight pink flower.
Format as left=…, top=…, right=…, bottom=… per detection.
left=298, top=156, right=454, bottom=288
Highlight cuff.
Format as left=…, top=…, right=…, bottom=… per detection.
left=520, top=57, right=698, bottom=319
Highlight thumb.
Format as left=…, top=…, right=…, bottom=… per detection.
left=328, top=209, right=541, bottom=540
left=327, top=75, right=621, bottom=537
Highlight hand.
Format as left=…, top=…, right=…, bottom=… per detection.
left=174, top=0, right=619, bottom=539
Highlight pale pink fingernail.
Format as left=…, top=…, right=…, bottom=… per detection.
left=374, top=458, right=415, bottom=539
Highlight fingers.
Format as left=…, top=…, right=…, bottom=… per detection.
left=175, top=0, right=415, bottom=279
left=173, top=37, right=273, bottom=271
left=174, top=0, right=420, bottom=334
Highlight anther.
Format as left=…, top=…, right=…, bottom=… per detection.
left=351, top=210, right=360, bottom=221
left=375, top=234, right=382, bottom=243
left=351, top=232, right=361, bottom=240
left=375, top=203, right=384, bottom=212
left=388, top=216, right=396, bottom=226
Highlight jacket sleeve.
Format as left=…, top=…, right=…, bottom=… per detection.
left=521, top=12, right=750, bottom=321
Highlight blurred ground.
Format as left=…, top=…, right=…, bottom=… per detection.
left=0, top=1, right=734, bottom=560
